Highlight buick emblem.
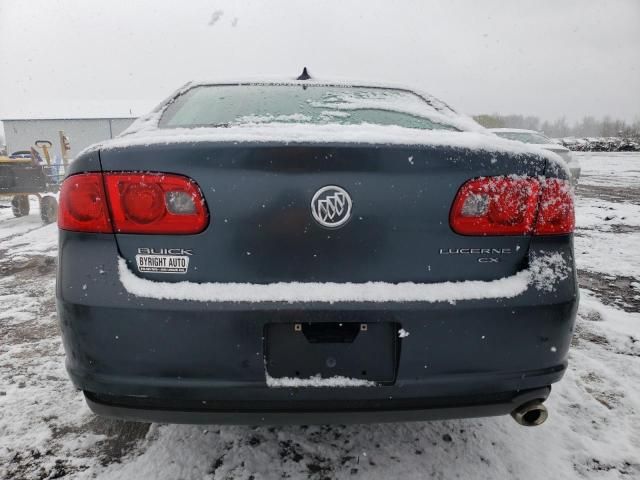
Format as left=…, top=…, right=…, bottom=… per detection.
left=311, top=185, right=352, bottom=228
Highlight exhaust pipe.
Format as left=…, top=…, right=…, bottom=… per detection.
left=511, top=400, right=548, bottom=426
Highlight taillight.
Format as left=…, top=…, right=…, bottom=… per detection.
left=58, top=173, right=112, bottom=232
left=104, top=173, right=209, bottom=234
left=534, top=178, right=575, bottom=235
left=58, top=172, right=209, bottom=234
left=450, top=177, right=540, bottom=235
left=450, top=176, right=574, bottom=236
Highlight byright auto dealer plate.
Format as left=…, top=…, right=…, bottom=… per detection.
left=135, top=254, right=190, bottom=274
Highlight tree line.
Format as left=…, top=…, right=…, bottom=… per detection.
left=473, top=114, right=640, bottom=139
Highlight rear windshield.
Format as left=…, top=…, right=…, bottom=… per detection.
left=494, top=131, right=554, bottom=144
left=159, top=84, right=459, bottom=131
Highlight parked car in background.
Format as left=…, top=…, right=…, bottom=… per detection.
left=57, top=77, right=577, bottom=427
left=490, top=128, right=581, bottom=184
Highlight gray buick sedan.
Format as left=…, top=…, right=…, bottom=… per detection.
left=56, top=74, right=577, bottom=426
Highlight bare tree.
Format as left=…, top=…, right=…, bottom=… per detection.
left=474, top=114, right=640, bottom=139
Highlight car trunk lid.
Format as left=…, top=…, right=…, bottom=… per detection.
left=99, top=142, right=547, bottom=284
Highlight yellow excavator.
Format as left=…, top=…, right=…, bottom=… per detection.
left=0, top=135, right=69, bottom=223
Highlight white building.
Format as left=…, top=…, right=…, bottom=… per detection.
left=0, top=123, right=5, bottom=154
left=1, top=117, right=136, bottom=159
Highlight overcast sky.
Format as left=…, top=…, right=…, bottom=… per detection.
left=0, top=0, right=638, bottom=123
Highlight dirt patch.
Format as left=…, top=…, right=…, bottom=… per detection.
left=577, top=183, right=640, bottom=204
left=578, top=270, right=640, bottom=312
left=572, top=323, right=610, bottom=348
left=4, top=451, right=90, bottom=480
left=1, top=320, right=59, bottom=348
left=0, top=254, right=56, bottom=276
left=580, top=372, right=625, bottom=410
left=576, top=224, right=640, bottom=235
left=51, top=417, right=151, bottom=466
left=575, top=459, right=640, bottom=477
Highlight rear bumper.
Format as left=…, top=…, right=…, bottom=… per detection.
left=57, top=233, right=578, bottom=424
left=59, top=298, right=574, bottom=424
left=84, top=386, right=551, bottom=425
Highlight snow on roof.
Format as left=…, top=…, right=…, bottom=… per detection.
left=489, top=128, right=539, bottom=134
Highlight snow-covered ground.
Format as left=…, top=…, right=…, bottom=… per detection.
left=0, top=153, right=638, bottom=479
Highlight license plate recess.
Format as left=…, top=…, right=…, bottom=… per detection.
left=265, top=322, right=398, bottom=383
